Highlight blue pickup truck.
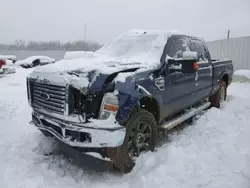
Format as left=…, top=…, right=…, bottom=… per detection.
left=27, top=30, right=233, bottom=173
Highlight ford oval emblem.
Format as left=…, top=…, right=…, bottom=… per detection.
left=40, top=92, right=50, bottom=100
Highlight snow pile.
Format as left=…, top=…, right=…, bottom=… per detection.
left=114, top=72, right=136, bottom=83
left=5, top=59, right=14, bottom=65
left=1, top=68, right=250, bottom=187
left=233, top=69, right=250, bottom=83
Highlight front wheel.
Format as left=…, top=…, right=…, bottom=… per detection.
left=209, top=80, right=227, bottom=108
left=113, top=109, right=158, bottom=173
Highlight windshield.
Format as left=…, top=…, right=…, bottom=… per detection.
left=96, top=31, right=168, bottom=62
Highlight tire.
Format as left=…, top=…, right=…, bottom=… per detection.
left=209, top=80, right=227, bottom=108
left=113, top=109, right=158, bottom=173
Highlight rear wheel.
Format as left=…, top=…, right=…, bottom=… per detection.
left=209, top=80, right=227, bottom=108
left=112, top=109, right=158, bottom=173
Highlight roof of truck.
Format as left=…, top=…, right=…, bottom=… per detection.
left=115, top=29, right=184, bottom=38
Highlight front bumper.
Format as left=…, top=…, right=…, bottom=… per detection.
left=31, top=110, right=126, bottom=148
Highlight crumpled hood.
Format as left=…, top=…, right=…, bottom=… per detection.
left=28, top=53, right=148, bottom=92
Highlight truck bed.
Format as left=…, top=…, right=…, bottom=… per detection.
left=211, top=59, right=234, bottom=95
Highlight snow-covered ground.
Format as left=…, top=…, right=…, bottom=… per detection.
left=1, top=68, right=250, bottom=188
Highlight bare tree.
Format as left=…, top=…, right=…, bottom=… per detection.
left=0, top=40, right=102, bottom=51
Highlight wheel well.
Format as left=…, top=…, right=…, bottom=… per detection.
left=222, top=74, right=229, bottom=86
left=139, top=97, right=160, bottom=123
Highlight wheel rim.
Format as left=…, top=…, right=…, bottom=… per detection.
left=220, top=86, right=226, bottom=102
left=127, top=121, right=152, bottom=160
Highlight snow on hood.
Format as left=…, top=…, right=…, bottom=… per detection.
left=33, top=53, right=145, bottom=75
left=33, top=30, right=182, bottom=75
left=5, top=59, right=14, bottom=65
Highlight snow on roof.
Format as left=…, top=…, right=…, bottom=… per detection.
left=96, top=29, right=182, bottom=61
left=16, top=56, right=55, bottom=65
left=34, top=30, right=182, bottom=74
left=22, top=56, right=54, bottom=62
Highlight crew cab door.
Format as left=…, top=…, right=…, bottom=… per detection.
left=161, top=36, right=197, bottom=118
left=188, top=38, right=213, bottom=101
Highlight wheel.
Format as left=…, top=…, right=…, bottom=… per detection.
left=209, top=80, right=227, bottom=108
left=113, top=109, right=158, bottom=173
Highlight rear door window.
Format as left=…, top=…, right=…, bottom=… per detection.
left=190, top=39, right=208, bottom=61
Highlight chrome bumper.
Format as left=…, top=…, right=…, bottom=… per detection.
left=31, top=111, right=126, bottom=148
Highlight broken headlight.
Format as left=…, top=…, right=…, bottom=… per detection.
left=99, top=92, right=119, bottom=120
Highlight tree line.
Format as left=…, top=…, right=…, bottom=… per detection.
left=0, top=40, right=102, bottom=51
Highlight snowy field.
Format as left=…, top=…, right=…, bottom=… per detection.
left=1, top=68, right=250, bottom=188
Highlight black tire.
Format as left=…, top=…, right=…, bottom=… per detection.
left=209, top=80, right=227, bottom=108
left=113, top=109, right=158, bottom=173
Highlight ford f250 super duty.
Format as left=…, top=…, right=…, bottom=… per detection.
left=27, top=30, right=233, bottom=173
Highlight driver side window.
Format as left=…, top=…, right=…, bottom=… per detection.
left=168, top=38, right=190, bottom=59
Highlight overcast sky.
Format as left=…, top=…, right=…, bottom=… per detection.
left=0, top=0, right=249, bottom=44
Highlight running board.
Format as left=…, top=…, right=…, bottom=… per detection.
left=161, top=102, right=211, bottom=130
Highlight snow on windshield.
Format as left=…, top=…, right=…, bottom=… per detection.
left=96, top=30, right=178, bottom=63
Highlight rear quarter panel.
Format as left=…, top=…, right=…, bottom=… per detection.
left=211, top=60, right=233, bottom=95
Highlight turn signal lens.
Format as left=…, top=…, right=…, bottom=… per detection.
left=104, top=104, right=119, bottom=112
left=193, top=62, right=199, bottom=71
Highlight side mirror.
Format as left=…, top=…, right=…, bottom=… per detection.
left=182, top=51, right=199, bottom=73
left=181, top=59, right=198, bottom=73
left=168, top=51, right=199, bottom=74
left=182, top=51, right=198, bottom=60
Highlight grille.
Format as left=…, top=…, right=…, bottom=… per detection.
left=31, top=82, right=66, bottom=114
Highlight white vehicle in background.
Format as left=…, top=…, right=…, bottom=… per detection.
left=0, top=58, right=16, bottom=75
left=15, top=56, right=55, bottom=68
left=0, top=55, right=17, bottom=63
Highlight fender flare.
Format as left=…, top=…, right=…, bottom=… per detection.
left=115, top=85, right=162, bottom=125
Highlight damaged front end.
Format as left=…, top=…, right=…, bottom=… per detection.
left=27, top=68, right=143, bottom=159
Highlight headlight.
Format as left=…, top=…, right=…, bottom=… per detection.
left=99, top=92, right=119, bottom=120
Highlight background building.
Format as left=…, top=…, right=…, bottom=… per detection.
left=207, top=36, right=250, bottom=71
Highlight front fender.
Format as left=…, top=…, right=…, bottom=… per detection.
left=115, top=83, right=152, bottom=125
